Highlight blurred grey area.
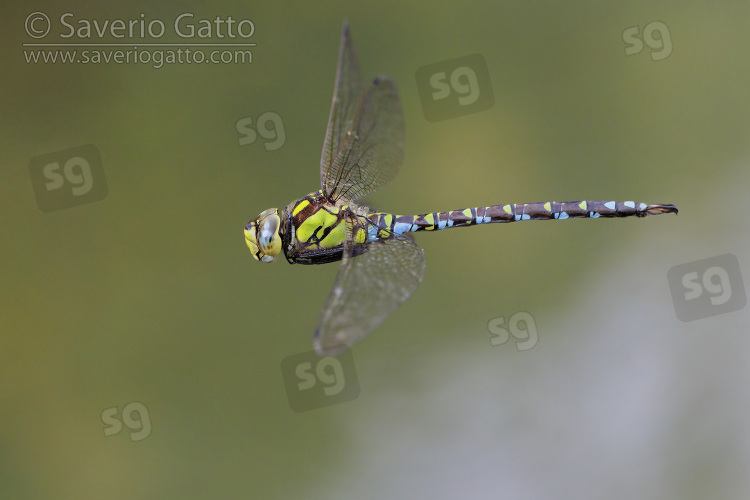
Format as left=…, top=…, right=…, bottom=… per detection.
left=2, top=1, right=749, bottom=499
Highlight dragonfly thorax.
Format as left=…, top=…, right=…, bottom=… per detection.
left=245, top=208, right=282, bottom=263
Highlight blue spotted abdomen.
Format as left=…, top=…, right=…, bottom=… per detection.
left=368, top=200, right=677, bottom=235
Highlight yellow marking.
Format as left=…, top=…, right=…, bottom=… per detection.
left=382, top=214, right=393, bottom=228
left=424, top=213, right=436, bottom=230
left=292, top=199, right=310, bottom=217
left=244, top=228, right=259, bottom=256
left=319, top=220, right=346, bottom=248
left=578, top=201, right=587, bottom=210
left=503, top=204, right=512, bottom=215
left=462, top=208, right=472, bottom=218
left=355, top=228, right=367, bottom=243
left=543, top=202, right=551, bottom=212
left=297, top=208, right=339, bottom=242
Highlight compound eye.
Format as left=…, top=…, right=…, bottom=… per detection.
left=256, top=209, right=282, bottom=262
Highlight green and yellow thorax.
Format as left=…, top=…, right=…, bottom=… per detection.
left=245, top=191, right=372, bottom=265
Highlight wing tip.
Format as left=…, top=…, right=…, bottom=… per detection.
left=313, top=327, right=352, bottom=357
left=313, top=340, right=351, bottom=357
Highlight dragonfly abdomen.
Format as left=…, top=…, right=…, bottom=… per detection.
left=369, top=200, right=677, bottom=235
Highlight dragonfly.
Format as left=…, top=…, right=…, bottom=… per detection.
left=244, top=22, right=678, bottom=356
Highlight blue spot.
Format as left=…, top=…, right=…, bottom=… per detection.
left=394, top=222, right=411, bottom=234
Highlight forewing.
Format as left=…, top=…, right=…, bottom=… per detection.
left=320, top=22, right=366, bottom=190
left=322, top=76, right=405, bottom=203
left=313, top=220, right=425, bottom=356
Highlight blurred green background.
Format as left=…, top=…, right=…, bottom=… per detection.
left=3, top=1, right=750, bottom=499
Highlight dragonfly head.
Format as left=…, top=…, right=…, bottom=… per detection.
left=245, top=208, right=282, bottom=263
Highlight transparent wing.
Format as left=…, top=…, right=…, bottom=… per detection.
left=320, top=25, right=405, bottom=204
left=313, top=218, right=425, bottom=356
left=322, top=77, right=405, bottom=203
left=319, top=22, right=366, bottom=190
